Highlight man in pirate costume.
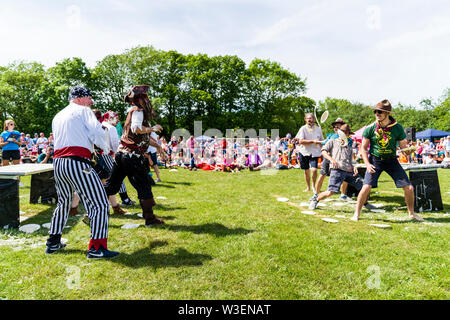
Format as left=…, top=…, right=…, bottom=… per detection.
left=46, top=86, right=120, bottom=259
left=351, top=99, right=424, bottom=222
left=69, top=110, right=130, bottom=220
left=104, top=85, right=166, bottom=227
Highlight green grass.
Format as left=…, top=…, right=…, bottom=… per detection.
left=0, top=168, right=449, bottom=300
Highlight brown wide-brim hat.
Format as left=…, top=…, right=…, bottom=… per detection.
left=124, top=85, right=150, bottom=103
left=370, top=99, right=395, bottom=114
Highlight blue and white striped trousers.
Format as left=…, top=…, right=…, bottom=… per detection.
left=49, top=157, right=109, bottom=240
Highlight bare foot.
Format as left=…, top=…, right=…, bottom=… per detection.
left=350, top=214, right=359, bottom=221
left=303, top=188, right=311, bottom=192
left=409, top=213, right=424, bottom=222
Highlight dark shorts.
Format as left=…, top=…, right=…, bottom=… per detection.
left=299, top=154, right=319, bottom=170
left=149, top=152, right=158, bottom=166
left=363, top=155, right=411, bottom=188
left=328, top=169, right=363, bottom=193
left=2, top=149, right=20, bottom=161
left=320, top=158, right=331, bottom=176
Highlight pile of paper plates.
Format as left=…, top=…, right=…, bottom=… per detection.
left=19, top=224, right=41, bottom=233
left=322, top=218, right=339, bottom=223
left=121, top=224, right=140, bottom=229
left=277, top=197, right=289, bottom=202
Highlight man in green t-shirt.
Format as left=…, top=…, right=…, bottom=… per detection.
left=351, top=99, right=424, bottom=222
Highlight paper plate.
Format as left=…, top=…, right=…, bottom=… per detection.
left=121, top=223, right=140, bottom=229
left=317, top=203, right=326, bottom=207
left=169, top=169, right=178, bottom=172
left=337, top=129, right=348, bottom=146
left=277, top=197, right=289, bottom=202
left=301, top=211, right=316, bottom=215
left=322, top=218, right=339, bottom=223
left=335, top=215, right=347, bottom=218
left=368, top=224, right=392, bottom=229
left=137, top=213, right=143, bottom=218
left=19, top=224, right=41, bottom=233
left=42, top=223, right=51, bottom=229
left=370, top=209, right=386, bottom=213
left=19, top=211, right=25, bottom=215
left=320, top=110, right=329, bottom=123
left=156, top=196, right=167, bottom=200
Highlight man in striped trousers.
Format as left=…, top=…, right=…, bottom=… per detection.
left=45, top=86, right=119, bottom=259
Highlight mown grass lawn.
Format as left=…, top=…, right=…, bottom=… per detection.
left=0, top=168, right=449, bottom=300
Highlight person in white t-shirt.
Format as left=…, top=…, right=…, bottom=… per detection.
left=146, top=131, right=162, bottom=182
left=294, top=113, right=324, bottom=196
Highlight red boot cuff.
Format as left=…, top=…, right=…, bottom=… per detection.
left=89, top=238, right=107, bottom=251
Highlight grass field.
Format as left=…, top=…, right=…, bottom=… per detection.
left=0, top=168, right=449, bottom=300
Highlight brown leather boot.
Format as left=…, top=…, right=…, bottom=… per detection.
left=69, top=206, right=78, bottom=216
left=112, top=204, right=126, bottom=215
left=140, top=198, right=164, bottom=226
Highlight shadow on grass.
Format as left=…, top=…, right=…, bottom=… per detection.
left=370, top=195, right=406, bottom=204
left=113, top=243, right=212, bottom=269
left=153, top=184, right=175, bottom=189
left=161, top=181, right=193, bottom=186
left=165, top=222, right=254, bottom=237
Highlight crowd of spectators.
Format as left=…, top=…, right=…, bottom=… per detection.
left=1, top=120, right=449, bottom=170
left=0, top=126, right=55, bottom=165
left=156, top=134, right=450, bottom=171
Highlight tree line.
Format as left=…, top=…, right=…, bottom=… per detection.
left=0, top=45, right=448, bottom=138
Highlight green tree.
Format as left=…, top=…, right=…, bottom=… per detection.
left=0, top=62, right=49, bottom=134
left=242, top=59, right=306, bottom=131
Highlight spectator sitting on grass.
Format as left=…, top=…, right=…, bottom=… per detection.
left=423, top=153, right=436, bottom=165
left=21, top=148, right=37, bottom=163
left=37, top=147, right=54, bottom=164
left=276, top=150, right=289, bottom=170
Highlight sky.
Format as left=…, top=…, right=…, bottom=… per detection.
left=0, top=0, right=449, bottom=107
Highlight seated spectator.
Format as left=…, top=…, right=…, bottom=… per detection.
left=246, top=149, right=262, bottom=171
left=21, top=148, right=37, bottom=163
left=398, top=152, right=409, bottom=164
left=37, top=147, right=54, bottom=164
left=276, top=151, right=289, bottom=170
left=423, top=153, right=436, bottom=165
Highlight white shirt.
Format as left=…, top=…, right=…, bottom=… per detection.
left=52, top=102, right=109, bottom=155
left=131, top=110, right=144, bottom=133
left=102, top=121, right=120, bottom=153
left=296, top=124, right=324, bottom=157
left=146, top=132, right=158, bottom=154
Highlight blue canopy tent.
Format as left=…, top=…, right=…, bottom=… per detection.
left=415, top=129, right=450, bottom=141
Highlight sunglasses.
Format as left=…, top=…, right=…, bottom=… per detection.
left=373, top=110, right=385, bottom=114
